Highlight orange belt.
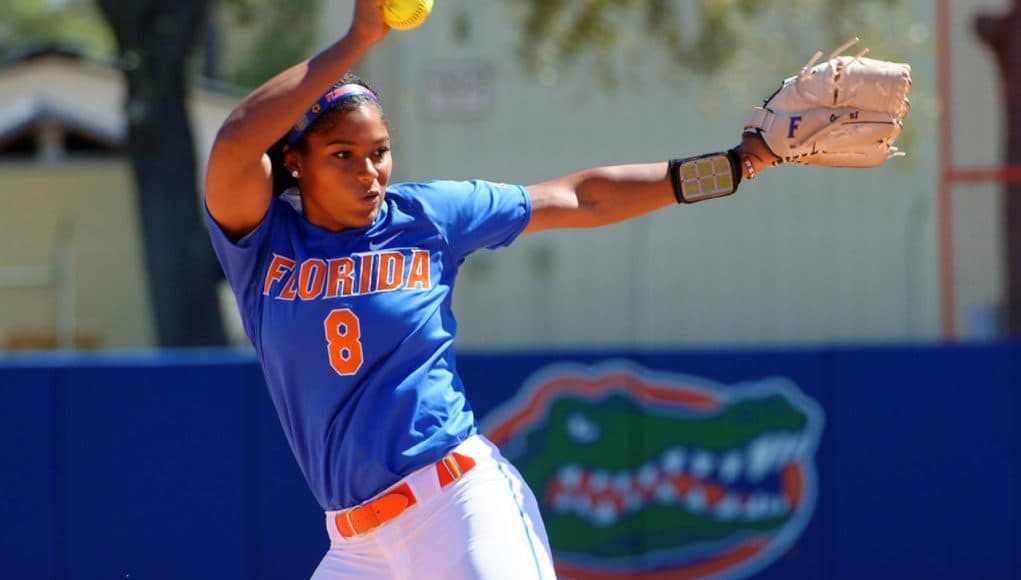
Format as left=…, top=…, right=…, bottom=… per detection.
left=334, top=452, right=477, bottom=539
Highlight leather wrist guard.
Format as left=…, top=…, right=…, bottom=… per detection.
left=668, top=149, right=742, bottom=204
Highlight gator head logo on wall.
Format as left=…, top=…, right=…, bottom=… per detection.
left=482, top=362, right=825, bottom=579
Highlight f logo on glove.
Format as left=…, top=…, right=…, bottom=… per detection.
left=787, top=116, right=802, bottom=138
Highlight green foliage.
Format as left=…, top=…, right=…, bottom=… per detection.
left=512, top=0, right=910, bottom=86
left=0, top=0, right=114, bottom=56
left=219, top=0, right=321, bottom=89
left=0, top=0, right=319, bottom=90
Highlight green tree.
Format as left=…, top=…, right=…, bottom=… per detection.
left=513, top=0, right=909, bottom=86
left=95, top=0, right=226, bottom=347
left=0, top=0, right=114, bottom=55
left=219, top=0, right=321, bottom=89
left=92, top=0, right=321, bottom=347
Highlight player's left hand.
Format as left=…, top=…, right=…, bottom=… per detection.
left=735, top=132, right=782, bottom=180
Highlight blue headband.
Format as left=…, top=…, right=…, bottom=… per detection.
left=285, top=84, right=379, bottom=147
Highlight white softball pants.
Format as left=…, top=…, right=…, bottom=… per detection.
left=311, top=435, right=557, bottom=579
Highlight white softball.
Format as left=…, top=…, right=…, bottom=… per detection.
left=383, top=0, right=433, bottom=31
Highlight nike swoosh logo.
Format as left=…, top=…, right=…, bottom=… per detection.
left=368, top=232, right=401, bottom=251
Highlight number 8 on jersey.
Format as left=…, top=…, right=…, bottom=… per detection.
left=324, top=308, right=364, bottom=375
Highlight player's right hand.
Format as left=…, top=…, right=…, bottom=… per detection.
left=349, top=0, right=389, bottom=46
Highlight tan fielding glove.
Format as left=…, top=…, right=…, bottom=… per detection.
left=744, top=38, right=912, bottom=168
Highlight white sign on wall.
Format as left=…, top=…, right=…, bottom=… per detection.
left=424, top=61, right=492, bottom=120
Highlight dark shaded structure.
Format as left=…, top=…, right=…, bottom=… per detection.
left=96, top=1, right=226, bottom=346
left=976, top=2, right=1021, bottom=335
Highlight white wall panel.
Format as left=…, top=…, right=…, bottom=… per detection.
left=309, top=0, right=999, bottom=347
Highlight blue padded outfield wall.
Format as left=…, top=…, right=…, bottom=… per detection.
left=1, top=343, right=1019, bottom=579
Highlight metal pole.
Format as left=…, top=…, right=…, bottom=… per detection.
left=937, top=0, right=956, bottom=340
left=54, top=218, right=75, bottom=350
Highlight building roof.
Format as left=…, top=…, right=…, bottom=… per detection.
left=1, top=42, right=114, bottom=67
left=0, top=43, right=239, bottom=161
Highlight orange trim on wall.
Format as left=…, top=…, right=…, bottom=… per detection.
left=948, top=166, right=1021, bottom=183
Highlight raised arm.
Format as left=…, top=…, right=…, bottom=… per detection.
left=204, top=0, right=388, bottom=239
left=524, top=133, right=778, bottom=233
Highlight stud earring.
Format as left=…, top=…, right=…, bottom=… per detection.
left=291, top=170, right=299, bottom=178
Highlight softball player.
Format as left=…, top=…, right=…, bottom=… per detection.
left=204, top=1, right=775, bottom=577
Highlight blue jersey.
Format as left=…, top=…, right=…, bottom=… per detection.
left=205, top=180, right=531, bottom=510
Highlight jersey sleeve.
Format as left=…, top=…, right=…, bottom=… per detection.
left=204, top=198, right=276, bottom=300
left=406, top=180, right=532, bottom=261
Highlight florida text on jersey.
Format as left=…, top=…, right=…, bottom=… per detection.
left=206, top=180, right=531, bottom=510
